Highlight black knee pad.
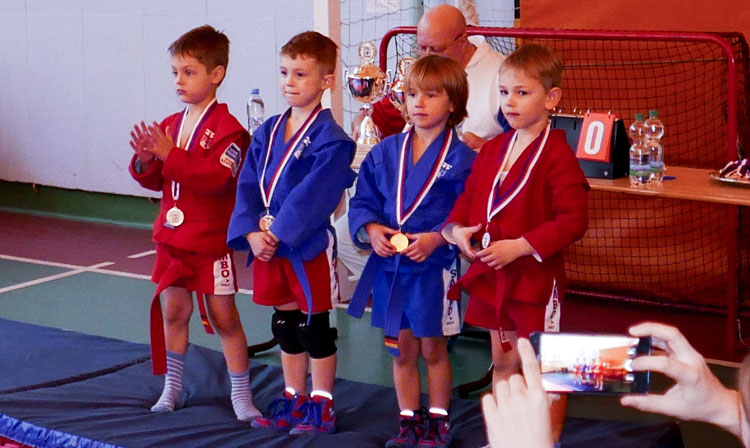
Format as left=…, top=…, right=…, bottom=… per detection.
left=271, top=309, right=305, bottom=354
left=297, top=311, right=337, bottom=359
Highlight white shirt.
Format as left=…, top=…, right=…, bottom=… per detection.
left=463, top=35, right=506, bottom=140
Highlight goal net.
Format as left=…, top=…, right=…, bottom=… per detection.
left=379, top=26, right=750, bottom=314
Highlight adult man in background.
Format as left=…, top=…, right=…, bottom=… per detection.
left=340, top=4, right=508, bottom=281
left=365, top=3, right=508, bottom=150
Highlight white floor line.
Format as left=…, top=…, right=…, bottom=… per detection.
left=0, top=261, right=114, bottom=294
left=0, top=254, right=91, bottom=270
left=127, top=250, right=156, bottom=259
left=2, top=253, right=254, bottom=297
left=91, top=268, right=151, bottom=281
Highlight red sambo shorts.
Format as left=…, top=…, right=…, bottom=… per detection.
left=252, top=250, right=337, bottom=313
left=465, top=285, right=561, bottom=339
left=152, top=244, right=237, bottom=296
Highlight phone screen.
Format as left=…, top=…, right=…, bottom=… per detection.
left=529, top=332, right=651, bottom=395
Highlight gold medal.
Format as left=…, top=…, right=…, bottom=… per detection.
left=390, top=232, right=409, bottom=253
left=166, top=206, right=185, bottom=227
left=259, top=214, right=275, bottom=232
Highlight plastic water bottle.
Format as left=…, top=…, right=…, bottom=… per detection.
left=645, top=110, right=665, bottom=183
left=629, top=113, right=650, bottom=186
left=247, top=88, right=264, bottom=136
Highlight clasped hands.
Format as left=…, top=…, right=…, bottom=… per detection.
left=451, top=223, right=533, bottom=270
left=364, top=222, right=445, bottom=262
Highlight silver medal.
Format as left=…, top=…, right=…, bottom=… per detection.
left=166, top=206, right=185, bottom=227
left=481, top=232, right=491, bottom=249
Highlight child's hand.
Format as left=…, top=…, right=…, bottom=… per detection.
left=145, top=122, right=175, bottom=161
left=452, top=223, right=482, bottom=260
left=477, top=237, right=533, bottom=270
left=247, top=231, right=278, bottom=262
left=402, top=231, right=446, bottom=263
left=129, top=121, right=155, bottom=163
left=364, top=222, right=398, bottom=258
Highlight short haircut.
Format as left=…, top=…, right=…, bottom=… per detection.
left=500, top=44, right=563, bottom=91
left=280, top=31, right=338, bottom=75
left=404, top=54, right=469, bottom=128
left=168, top=25, right=230, bottom=74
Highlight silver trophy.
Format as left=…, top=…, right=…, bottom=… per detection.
left=345, top=42, right=389, bottom=145
left=388, top=57, right=415, bottom=123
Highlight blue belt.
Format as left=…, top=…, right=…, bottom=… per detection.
left=348, top=253, right=405, bottom=357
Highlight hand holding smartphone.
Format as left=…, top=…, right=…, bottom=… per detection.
left=529, top=331, right=651, bottom=395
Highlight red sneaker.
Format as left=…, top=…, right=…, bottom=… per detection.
left=289, top=394, right=336, bottom=435
left=251, top=391, right=308, bottom=430
left=416, top=412, right=451, bottom=448
left=385, top=410, right=425, bottom=448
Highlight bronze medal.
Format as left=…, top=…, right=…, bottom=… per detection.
left=166, top=207, right=185, bottom=227
left=390, top=232, right=409, bottom=253
left=259, top=214, right=275, bottom=232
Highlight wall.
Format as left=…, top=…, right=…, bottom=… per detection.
left=0, top=0, right=314, bottom=198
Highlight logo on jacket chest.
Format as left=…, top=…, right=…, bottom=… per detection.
left=438, top=161, right=453, bottom=178
left=200, top=129, right=216, bottom=149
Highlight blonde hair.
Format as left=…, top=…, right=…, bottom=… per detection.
left=500, top=44, right=563, bottom=91
left=404, top=54, right=469, bottom=128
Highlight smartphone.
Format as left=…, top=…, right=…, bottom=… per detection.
left=528, top=332, right=651, bottom=395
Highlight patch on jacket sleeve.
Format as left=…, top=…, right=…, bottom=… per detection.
left=220, top=142, right=242, bottom=177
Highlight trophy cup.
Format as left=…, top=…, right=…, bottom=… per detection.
left=388, top=57, right=415, bottom=123
left=345, top=42, right=389, bottom=145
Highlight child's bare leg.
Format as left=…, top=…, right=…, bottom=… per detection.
left=163, top=286, right=193, bottom=354
left=304, top=311, right=337, bottom=395
left=310, top=354, right=337, bottom=393
left=490, top=329, right=520, bottom=385
left=207, top=294, right=260, bottom=421
left=549, top=394, right=567, bottom=443
left=277, top=303, right=308, bottom=395
left=152, top=286, right=192, bottom=412
left=420, top=336, right=451, bottom=411
left=206, top=294, right=248, bottom=373
left=393, top=329, right=421, bottom=411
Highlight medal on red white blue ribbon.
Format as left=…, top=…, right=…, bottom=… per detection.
left=392, top=127, right=454, bottom=252
left=484, top=123, right=551, bottom=248
left=165, top=99, right=218, bottom=228
left=258, top=104, right=323, bottom=232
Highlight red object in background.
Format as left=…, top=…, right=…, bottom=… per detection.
left=576, top=112, right=616, bottom=162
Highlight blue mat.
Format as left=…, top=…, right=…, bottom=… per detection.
left=0, top=318, right=682, bottom=447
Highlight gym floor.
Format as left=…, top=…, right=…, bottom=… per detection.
left=0, top=209, right=743, bottom=447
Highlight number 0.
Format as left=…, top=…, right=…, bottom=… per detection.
left=583, top=121, right=605, bottom=155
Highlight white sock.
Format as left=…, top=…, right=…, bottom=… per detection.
left=229, top=368, right=261, bottom=421
left=151, top=351, right=185, bottom=412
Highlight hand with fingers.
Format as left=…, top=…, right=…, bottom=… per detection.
left=129, top=121, right=155, bottom=164
left=451, top=223, right=482, bottom=260
left=476, top=237, right=534, bottom=270
left=246, top=231, right=278, bottom=262
left=364, top=222, right=399, bottom=258
left=401, top=231, right=445, bottom=263
left=145, top=122, right=175, bottom=161
left=619, top=322, right=743, bottom=439
left=482, top=338, right=554, bottom=448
